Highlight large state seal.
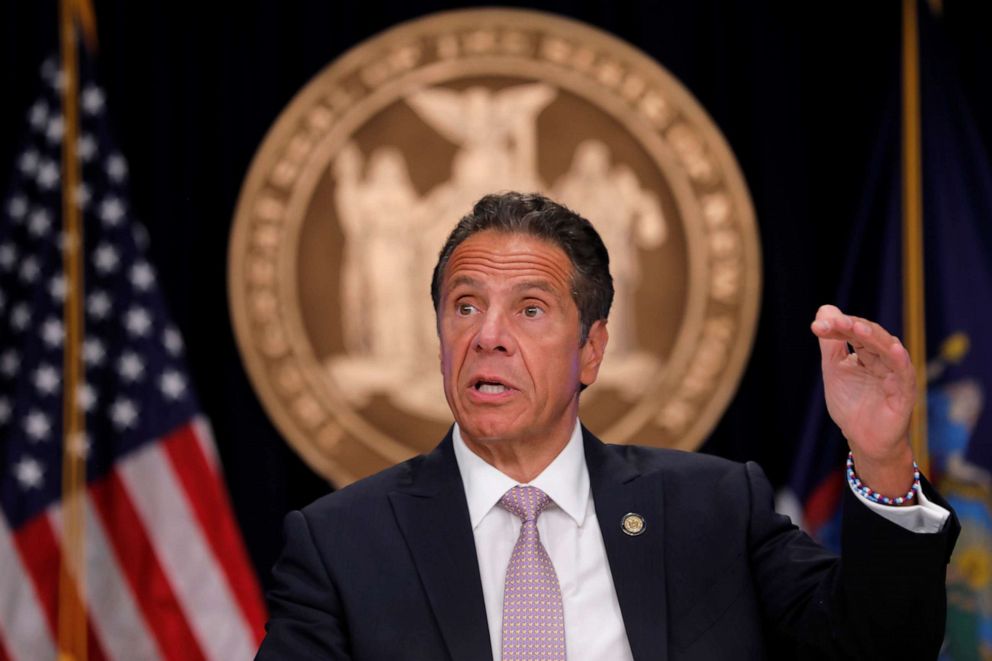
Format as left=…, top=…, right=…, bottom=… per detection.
left=228, top=9, right=762, bottom=486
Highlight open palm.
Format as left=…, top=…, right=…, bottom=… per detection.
left=812, top=305, right=916, bottom=478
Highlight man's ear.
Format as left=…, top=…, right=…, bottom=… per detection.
left=579, top=320, right=608, bottom=387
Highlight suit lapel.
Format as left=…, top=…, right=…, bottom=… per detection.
left=585, top=428, right=669, bottom=661
left=388, top=433, right=493, bottom=661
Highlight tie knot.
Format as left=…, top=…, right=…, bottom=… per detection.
left=499, top=485, right=552, bottom=522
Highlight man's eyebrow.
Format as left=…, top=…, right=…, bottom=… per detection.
left=446, top=275, right=480, bottom=291
left=513, top=280, right=563, bottom=300
left=445, top=276, right=564, bottom=300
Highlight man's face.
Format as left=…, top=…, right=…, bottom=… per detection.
left=437, top=230, right=607, bottom=449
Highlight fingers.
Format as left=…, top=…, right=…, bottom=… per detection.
left=810, top=305, right=912, bottom=375
left=811, top=305, right=853, bottom=366
left=811, top=305, right=849, bottom=364
left=811, top=305, right=894, bottom=350
left=850, top=344, right=900, bottom=381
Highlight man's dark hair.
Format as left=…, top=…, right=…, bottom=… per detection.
left=430, top=191, right=614, bottom=343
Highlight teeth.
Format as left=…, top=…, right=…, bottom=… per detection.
left=477, top=383, right=507, bottom=394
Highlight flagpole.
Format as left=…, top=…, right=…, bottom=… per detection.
left=901, top=0, right=929, bottom=475
left=58, top=0, right=88, bottom=658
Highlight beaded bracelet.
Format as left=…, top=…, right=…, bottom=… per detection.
left=846, top=451, right=921, bottom=506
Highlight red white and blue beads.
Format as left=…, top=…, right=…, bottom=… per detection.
left=846, top=451, right=921, bottom=505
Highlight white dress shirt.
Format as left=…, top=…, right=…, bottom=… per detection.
left=452, top=420, right=950, bottom=661
left=850, top=469, right=949, bottom=532
left=453, top=421, right=635, bottom=661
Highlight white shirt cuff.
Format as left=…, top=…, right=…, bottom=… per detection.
left=849, top=479, right=950, bottom=533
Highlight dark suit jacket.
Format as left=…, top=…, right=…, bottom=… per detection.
left=256, top=428, right=959, bottom=660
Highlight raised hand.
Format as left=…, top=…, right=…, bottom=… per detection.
left=810, top=304, right=917, bottom=498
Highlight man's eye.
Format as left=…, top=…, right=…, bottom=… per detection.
left=523, top=305, right=544, bottom=318
left=457, top=303, right=477, bottom=316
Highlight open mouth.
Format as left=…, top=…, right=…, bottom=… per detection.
left=473, top=379, right=510, bottom=394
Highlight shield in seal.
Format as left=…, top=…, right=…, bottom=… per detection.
left=228, top=8, right=762, bottom=486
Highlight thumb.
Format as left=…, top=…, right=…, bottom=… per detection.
left=811, top=306, right=850, bottom=367
left=817, top=334, right=849, bottom=369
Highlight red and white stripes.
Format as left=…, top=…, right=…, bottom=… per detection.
left=0, top=418, right=266, bottom=660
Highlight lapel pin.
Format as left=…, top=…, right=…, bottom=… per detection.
left=621, top=513, right=646, bottom=536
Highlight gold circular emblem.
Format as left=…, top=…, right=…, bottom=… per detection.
left=621, top=513, right=646, bottom=536
left=228, top=9, right=761, bottom=486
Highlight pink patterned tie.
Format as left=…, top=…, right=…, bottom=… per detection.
left=499, top=486, right=566, bottom=661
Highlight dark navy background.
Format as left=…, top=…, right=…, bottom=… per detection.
left=2, top=1, right=989, bottom=589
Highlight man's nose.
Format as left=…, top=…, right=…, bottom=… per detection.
left=474, top=309, right=514, bottom=353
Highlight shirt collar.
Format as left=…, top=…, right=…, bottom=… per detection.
left=452, top=420, right=590, bottom=529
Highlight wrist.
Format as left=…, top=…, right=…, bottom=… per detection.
left=848, top=441, right=915, bottom=492
left=846, top=451, right=921, bottom=507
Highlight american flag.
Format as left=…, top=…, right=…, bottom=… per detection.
left=0, top=53, right=266, bottom=659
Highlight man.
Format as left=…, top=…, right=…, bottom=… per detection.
left=257, top=192, right=958, bottom=660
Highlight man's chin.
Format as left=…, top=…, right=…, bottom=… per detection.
left=457, top=417, right=523, bottom=447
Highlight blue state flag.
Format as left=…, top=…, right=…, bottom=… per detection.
left=916, top=10, right=992, bottom=661
left=780, top=9, right=992, bottom=658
